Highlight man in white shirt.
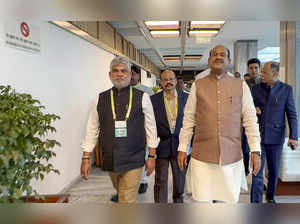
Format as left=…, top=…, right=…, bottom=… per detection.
left=177, top=45, right=261, bottom=203
left=80, top=56, right=159, bottom=203
left=110, top=65, right=155, bottom=202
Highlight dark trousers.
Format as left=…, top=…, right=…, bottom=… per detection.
left=251, top=144, right=283, bottom=203
left=242, top=128, right=250, bottom=175
left=154, top=157, right=187, bottom=203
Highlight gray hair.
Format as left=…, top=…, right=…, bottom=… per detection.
left=265, top=61, right=280, bottom=79
left=110, top=56, right=131, bottom=72
left=269, top=61, right=280, bottom=73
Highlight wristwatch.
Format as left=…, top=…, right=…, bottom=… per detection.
left=148, top=154, right=157, bottom=159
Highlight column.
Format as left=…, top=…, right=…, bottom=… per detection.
left=280, top=21, right=299, bottom=130
left=233, top=40, right=258, bottom=76
left=296, top=21, right=300, bottom=131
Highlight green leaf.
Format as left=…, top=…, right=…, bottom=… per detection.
left=0, top=85, right=61, bottom=202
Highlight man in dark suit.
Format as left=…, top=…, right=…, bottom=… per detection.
left=151, top=69, right=189, bottom=203
left=242, top=58, right=262, bottom=176
left=251, top=61, right=298, bottom=203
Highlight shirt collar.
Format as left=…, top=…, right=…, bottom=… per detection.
left=112, top=85, right=130, bottom=93
left=163, top=89, right=178, bottom=99
left=208, top=72, right=228, bottom=80
left=261, top=80, right=280, bottom=91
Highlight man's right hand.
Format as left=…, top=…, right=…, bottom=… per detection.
left=81, top=159, right=91, bottom=180
left=255, top=107, right=261, bottom=115
left=177, top=151, right=187, bottom=171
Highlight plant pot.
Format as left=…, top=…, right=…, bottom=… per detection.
left=20, top=194, right=70, bottom=203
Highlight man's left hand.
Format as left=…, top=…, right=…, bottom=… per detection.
left=145, top=158, right=155, bottom=176
left=288, top=139, right=298, bottom=150
left=250, top=153, right=261, bottom=176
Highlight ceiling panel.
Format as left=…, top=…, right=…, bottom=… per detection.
left=109, top=21, right=280, bottom=71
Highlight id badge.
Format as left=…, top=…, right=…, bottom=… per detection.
left=115, top=121, right=127, bottom=138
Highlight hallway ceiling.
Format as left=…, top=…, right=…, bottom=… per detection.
left=109, top=21, right=280, bottom=72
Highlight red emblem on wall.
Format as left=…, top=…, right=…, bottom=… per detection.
left=20, top=22, right=30, bottom=37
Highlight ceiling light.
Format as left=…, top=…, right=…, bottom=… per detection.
left=150, top=30, right=180, bottom=38
left=191, top=21, right=225, bottom=25
left=145, top=21, right=179, bottom=30
left=184, top=55, right=202, bottom=61
left=188, top=30, right=218, bottom=37
left=145, top=21, right=179, bottom=26
left=169, top=66, right=196, bottom=70
left=163, top=55, right=202, bottom=62
left=190, top=21, right=225, bottom=29
left=163, top=55, right=181, bottom=61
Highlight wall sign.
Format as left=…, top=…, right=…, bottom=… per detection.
left=5, top=21, right=40, bottom=53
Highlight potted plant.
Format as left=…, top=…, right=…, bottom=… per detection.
left=0, top=85, right=67, bottom=203
left=152, top=86, right=161, bottom=93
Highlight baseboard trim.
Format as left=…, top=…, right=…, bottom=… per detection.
left=58, top=164, right=98, bottom=194
left=59, top=175, right=81, bottom=194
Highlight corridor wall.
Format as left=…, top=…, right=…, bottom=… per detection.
left=141, top=68, right=156, bottom=88
left=0, top=21, right=115, bottom=194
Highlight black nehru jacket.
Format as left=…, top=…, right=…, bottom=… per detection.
left=97, top=85, right=146, bottom=172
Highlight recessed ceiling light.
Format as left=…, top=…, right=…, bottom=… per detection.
left=145, top=21, right=180, bottom=30
left=145, top=21, right=179, bottom=26
left=188, top=30, right=218, bottom=37
left=163, top=55, right=181, bottom=61
left=191, top=21, right=225, bottom=25
left=184, top=55, right=202, bottom=61
left=150, top=30, right=180, bottom=38
left=190, top=21, right=225, bottom=29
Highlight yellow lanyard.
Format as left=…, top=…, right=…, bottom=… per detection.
left=164, top=95, right=178, bottom=121
left=110, top=86, right=133, bottom=121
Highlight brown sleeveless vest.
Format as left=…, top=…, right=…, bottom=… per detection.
left=191, top=74, right=243, bottom=165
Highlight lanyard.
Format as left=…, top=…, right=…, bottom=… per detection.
left=110, top=86, right=133, bottom=121
left=164, top=95, right=178, bottom=121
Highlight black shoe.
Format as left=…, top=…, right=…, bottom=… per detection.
left=267, top=199, right=276, bottom=203
left=264, top=185, right=267, bottom=191
left=138, top=183, right=148, bottom=194
left=110, top=194, right=118, bottom=203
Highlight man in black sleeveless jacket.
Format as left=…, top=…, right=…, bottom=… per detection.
left=81, top=56, right=159, bottom=203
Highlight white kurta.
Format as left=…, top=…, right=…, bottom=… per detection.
left=186, top=158, right=248, bottom=203
left=179, top=74, right=261, bottom=203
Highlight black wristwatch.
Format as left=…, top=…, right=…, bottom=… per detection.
left=148, top=154, right=157, bottom=159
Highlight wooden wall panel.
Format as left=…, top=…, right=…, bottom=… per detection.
left=98, top=22, right=115, bottom=48
left=123, top=39, right=129, bottom=57
left=137, top=51, right=141, bottom=64
left=71, top=22, right=98, bottom=39
left=115, top=32, right=123, bottom=53
left=142, top=55, right=146, bottom=67
left=67, top=21, right=161, bottom=76
left=129, top=43, right=134, bottom=60
left=85, top=22, right=98, bottom=39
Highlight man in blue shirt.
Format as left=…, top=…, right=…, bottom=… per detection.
left=251, top=61, right=298, bottom=203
